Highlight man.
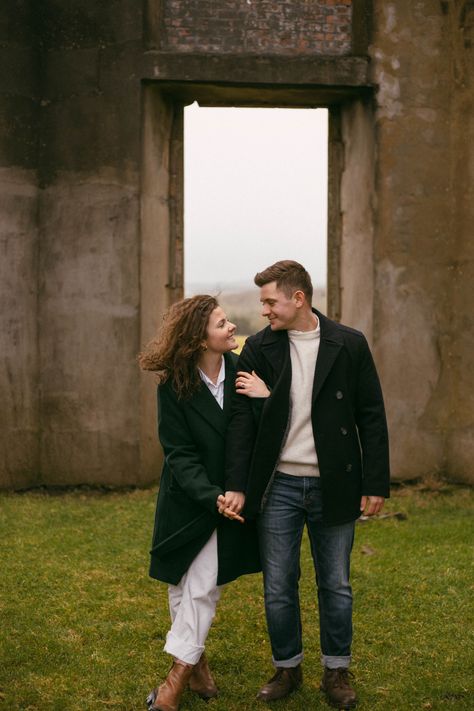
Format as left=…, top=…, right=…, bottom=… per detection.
left=223, top=260, right=390, bottom=709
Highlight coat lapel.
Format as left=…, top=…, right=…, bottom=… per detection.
left=189, top=383, right=226, bottom=435
left=261, top=329, right=290, bottom=383
left=188, top=352, right=237, bottom=436
left=312, top=310, right=343, bottom=403
left=223, top=352, right=237, bottom=422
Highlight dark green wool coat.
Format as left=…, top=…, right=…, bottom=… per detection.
left=149, top=351, right=261, bottom=586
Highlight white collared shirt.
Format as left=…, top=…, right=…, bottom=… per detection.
left=198, top=358, right=225, bottom=409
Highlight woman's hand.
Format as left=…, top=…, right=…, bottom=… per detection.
left=216, top=493, right=245, bottom=523
left=236, top=370, right=270, bottom=398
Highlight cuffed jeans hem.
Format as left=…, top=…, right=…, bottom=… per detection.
left=164, top=630, right=203, bottom=666
left=321, top=654, right=351, bottom=669
left=272, top=651, right=304, bottom=669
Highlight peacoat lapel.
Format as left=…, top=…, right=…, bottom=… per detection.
left=188, top=352, right=237, bottom=436
left=261, top=328, right=290, bottom=383
left=312, top=310, right=343, bottom=403
left=258, top=310, right=343, bottom=403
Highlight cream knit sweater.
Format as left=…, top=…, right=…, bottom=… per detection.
left=278, top=323, right=320, bottom=477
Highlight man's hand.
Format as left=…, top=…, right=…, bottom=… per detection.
left=360, top=495, right=385, bottom=516
left=216, top=492, right=245, bottom=523
left=222, top=491, right=245, bottom=513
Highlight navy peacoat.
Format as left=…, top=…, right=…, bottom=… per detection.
left=225, top=310, right=390, bottom=526
left=149, top=351, right=261, bottom=585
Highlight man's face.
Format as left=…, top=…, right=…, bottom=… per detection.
left=260, top=282, right=299, bottom=331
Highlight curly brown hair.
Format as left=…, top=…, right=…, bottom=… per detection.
left=138, top=295, right=219, bottom=399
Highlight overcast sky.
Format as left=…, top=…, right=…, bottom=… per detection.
left=184, top=105, right=328, bottom=293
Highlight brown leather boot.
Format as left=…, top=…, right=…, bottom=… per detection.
left=256, top=665, right=302, bottom=701
left=146, top=659, right=194, bottom=711
left=189, top=652, right=218, bottom=699
left=320, top=667, right=357, bottom=709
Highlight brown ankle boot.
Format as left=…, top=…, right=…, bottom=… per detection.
left=189, top=652, right=218, bottom=699
left=320, top=667, right=357, bottom=709
left=146, top=659, right=194, bottom=711
left=256, top=665, right=303, bottom=701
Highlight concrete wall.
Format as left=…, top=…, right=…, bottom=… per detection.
left=1, top=0, right=473, bottom=487
left=37, top=0, right=144, bottom=485
left=444, top=0, right=474, bottom=481
left=0, top=1, right=40, bottom=487
left=362, top=0, right=473, bottom=482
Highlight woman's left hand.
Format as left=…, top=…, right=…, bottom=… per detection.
left=236, top=370, right=270, bottom=398
left=217, top=494, right=245, bottom=523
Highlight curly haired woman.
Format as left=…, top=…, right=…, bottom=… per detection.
left=139, top=295, right=268, bottom=711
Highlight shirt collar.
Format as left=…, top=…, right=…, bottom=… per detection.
left=198, top=357, right=225, bottom=389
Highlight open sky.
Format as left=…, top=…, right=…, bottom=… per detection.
left=184, top=105, right=328, bottom=294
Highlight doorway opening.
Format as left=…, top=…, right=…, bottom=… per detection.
left=184, top=105, right=328, bottom=339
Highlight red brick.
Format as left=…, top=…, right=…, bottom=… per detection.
left=160, top=0, right=353, bottom=55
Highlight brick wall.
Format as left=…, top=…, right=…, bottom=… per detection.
left=160, top=0, right=352, bottom=55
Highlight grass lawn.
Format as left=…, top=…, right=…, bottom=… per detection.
left=1, top=481, right=472, bottom=710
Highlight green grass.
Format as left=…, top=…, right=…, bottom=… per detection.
left=1, top=482, right=473, bottom=710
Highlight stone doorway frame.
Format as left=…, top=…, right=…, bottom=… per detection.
left=139, top=81, right=375, bottom=477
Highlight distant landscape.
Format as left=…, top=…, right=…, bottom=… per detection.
left=186, top=283, right=327, bottom=337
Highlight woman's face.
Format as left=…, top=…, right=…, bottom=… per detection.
left=203, top=306, right=238, bottom=354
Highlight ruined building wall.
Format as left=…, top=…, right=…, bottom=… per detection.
left=445, top=0, right=474, bottom=480
left=0, top=1, right=40, bottom=487
left=1, top=0, right=473, bottom=487
left=358, top=0, right=473, bottom=483
left=0, top=1, right=147, bottom=487
left=36, top=1, right=145, bottom=486
left=158, top=0, right=352, bottom=54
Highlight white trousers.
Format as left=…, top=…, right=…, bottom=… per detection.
left=164, top=530, right=222, bottom=665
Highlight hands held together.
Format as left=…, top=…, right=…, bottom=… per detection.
left=214, top=371, right=268, bottom=523
left=216, top=491, right=245, bottom=524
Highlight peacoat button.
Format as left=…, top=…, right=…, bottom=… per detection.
left=346, top=464, right=353, bottom=472
left=340, top=427, right=348, bottom=436
left=336, top=390, right=343, bottom=399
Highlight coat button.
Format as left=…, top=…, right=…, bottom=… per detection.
left=346, top=464, right=353, bottom=472
left=340, top=427, right=348, bottom=435
left=336, top=390, right=343, bottom=399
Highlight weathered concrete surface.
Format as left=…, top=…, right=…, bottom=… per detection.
left=38, top=171, right=141, bottom=485
left=35, top=0, right=144, bottom=485
left=1, top=0, right=473, bottom=487
left=139, top=88, right=179, bottom=483
left=0, top=168, right=40, bottom=488
left=444, top=0, right=474, bottom=482
left=0, top=1, right=147, bottom=487
left=340, top=99, right=375, bottom=343
left=366, top=0, right=473, bottom=482
left=0, top=3, right=40, bottom=487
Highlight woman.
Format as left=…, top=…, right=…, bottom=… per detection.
left=139, top=295, right=268, bottom=711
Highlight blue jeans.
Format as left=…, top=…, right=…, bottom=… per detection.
left=258, top=472, right=355, bottom=669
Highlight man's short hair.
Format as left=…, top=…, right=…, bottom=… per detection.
left=254, top=260, right=313, bottom=304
